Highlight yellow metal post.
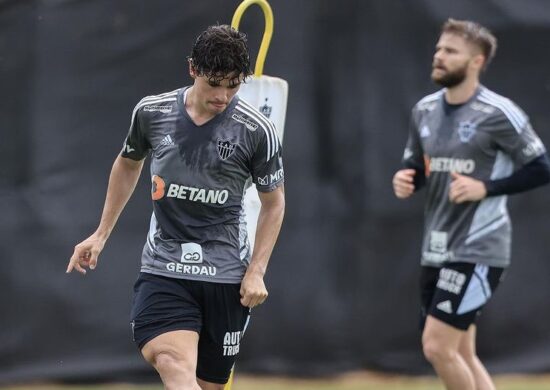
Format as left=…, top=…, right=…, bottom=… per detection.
left=231, top=0, right=274, bottom=77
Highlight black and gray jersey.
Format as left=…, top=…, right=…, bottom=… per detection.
left=403, top=85, right=546, bottom=268
left=121, top=87, right=284, bottom=283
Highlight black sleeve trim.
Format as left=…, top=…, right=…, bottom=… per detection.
left=403, top=162, right=426, bottom=191
left=484, top=154, right=550, bottom=197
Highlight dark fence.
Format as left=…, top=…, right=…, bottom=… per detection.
left=1, top=0, right=549, bottom=384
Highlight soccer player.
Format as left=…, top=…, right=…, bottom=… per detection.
left=66, top=25, right=285, bottom=390
left=393, top=19, right=550, bottom=390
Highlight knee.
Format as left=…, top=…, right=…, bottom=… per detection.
left=422, top=337, right=456, bottom=365
left=145, top=348, right=199, bottom=390
left=458, top=347, right=478, bottom=366
left=458, top=338, right=476, bottom=362
left=151, top=350, right=194, bottom=374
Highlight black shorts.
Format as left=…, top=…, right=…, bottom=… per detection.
left=130, top=272, right=250, bottom=384
left=420, top=263, right=505, bottom=331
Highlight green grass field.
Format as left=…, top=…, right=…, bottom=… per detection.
left=4, top=374, right=550, bottom=390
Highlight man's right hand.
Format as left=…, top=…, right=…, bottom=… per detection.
left=66, top=233, right=106, bottom=275
left=393, top=169, right=417, bottom=199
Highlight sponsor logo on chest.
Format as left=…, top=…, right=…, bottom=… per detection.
left=151, top=175, right=229, bottom=204
left=424, top=155, right=476, bottom=175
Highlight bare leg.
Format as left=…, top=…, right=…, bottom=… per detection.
left=422, top=316, right=475, bottom=390
left=458, top=325, right=496, bottom=390
left=141, top=330, right=202, bottom=390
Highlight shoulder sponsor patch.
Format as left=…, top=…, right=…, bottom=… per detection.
left=232, top=113, right=259, bottom=131
left=470, top=101, right=495, bottom=114
left=143, top=105, right=173, bottom=113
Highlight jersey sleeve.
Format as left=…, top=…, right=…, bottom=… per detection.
left=488, top=107, right=546, bottom=167
left=402, top=108, right=425, bottom=171
left=251, top=123, right=284, bottom=192
left=120, top=104, right=151, bottom=160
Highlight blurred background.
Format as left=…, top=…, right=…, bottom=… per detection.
left=1, top=0, right=550, bottom=386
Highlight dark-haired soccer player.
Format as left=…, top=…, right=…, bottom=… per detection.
left=393, top=19, right=550, bottom=390
left=67, top=25, right=285, bottom=390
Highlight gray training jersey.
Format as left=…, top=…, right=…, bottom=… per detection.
left=403, top=86, right=546, bottom=268
left=121, top=87, right=284, bottom=283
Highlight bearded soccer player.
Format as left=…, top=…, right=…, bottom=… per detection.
left=67, top=25, right=285, bottom=390
left=392, top=19, right=550, bottom=390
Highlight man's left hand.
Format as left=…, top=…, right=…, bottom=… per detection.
left=449, top=171, right=487, bottom=204
left=240, top=269, right=268, bottom=308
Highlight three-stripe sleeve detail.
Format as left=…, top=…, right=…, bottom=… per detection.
left=478, top=90, right=527, bottom=134
left=236, top=100, right=280, bottom=162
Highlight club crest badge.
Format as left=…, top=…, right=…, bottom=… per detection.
left=260, top=98, right=272, bottom=118
left=217, top=139, right=236, bottom=160
left=457, top=121, right=477, bottom=143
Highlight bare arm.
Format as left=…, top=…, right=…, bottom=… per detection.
left=66, top=155, right=144, bottom=274
left=240, top=184, right=285, bottom=308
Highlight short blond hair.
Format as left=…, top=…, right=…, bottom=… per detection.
left=442, top=19, right=497, bottom=69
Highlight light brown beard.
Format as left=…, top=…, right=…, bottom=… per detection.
left=431, top=64, right=468, bottom=88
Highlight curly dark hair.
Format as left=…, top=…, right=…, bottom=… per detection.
left=189, top=24, right=252, bottom=83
